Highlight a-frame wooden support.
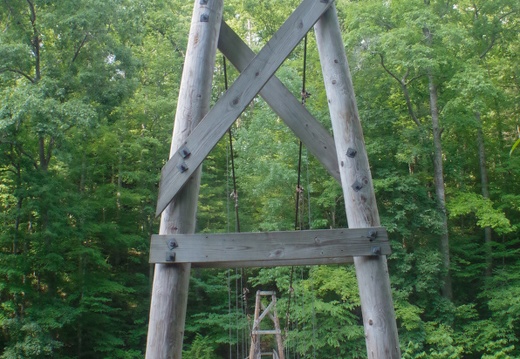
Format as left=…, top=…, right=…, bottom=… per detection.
left=146, top=1, right=401, bottom=358
left=249, top=291, right=285, bottom=359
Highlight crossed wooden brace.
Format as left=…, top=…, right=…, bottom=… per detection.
left=156, top=0, right=339, bottom=217
left=152, top=0, right=391, bottom=267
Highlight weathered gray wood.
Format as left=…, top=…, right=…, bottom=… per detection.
left=252, top=330, right=281, bottom=335
left=192, top=257, right=354, bottom=268
left=314, top=5, right=401, bottom=358
left=218, top=21, right=341, bottom=184
left=250, top=291, right=285, bottom=359
left=249, top=292, right=262, bottom=359
left=155, top=0, right=335, bottom=216
left=145, top=1, right=223, bottom=359
left=149, top=228, right=390, bottom=266
left=257, top=301, right=275, bottom=324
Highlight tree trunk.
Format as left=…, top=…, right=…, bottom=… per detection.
left=428, top=72, right=452, bottom=299
left=476, top=112, right=492, bottom=276
left=422, top=2, right=452, bottom=298
left=145, top=1, right=223, bottom=358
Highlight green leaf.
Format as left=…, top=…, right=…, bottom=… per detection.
left=510, top=137, right=520, bottom=156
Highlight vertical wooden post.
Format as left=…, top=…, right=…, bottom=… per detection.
left=249, top=292, right=262, bottom=359
left=145, top=1, right=223, bottom=358
left=314, top=5, right=401, bottom=358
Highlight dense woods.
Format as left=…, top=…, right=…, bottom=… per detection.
left=1, top=0, right=519, bottom=358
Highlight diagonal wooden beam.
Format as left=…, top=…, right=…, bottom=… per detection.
left=149, top=227, right=390, bottom=267
left=218, top=21, right=341, bottom=184
left=156, top=0, right=335, bottom=216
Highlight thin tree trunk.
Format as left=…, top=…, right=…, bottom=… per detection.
left=13, top=196, right=22, bottom=254
left=476, top=112, right=493, bottom=276
left=13, top=162, right=22, bottom=254
left=428, top=72, right=452, bottom=299
left=423, top=1, right=452, bottom=298
left=27, top=0, right=40, bottom=82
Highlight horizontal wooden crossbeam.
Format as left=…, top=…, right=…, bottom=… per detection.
left=155, top=0, right=334, bottom=216
left=252, top=330, right=281, bottom=335
left=149, top=228, right=390, bottom=268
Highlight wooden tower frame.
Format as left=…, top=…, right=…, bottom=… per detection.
left=249, top=291, right=284, bottom=359
left=146, top=1, right=401, bottom=358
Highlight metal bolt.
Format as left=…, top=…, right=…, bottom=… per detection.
left=166, top=253, right=176, bottom=262
left=200, top=13, right=209, bottom=22
left=177, top=162, right=189, bottom=173
left=200, top=0, right=208, bottom=4
left=179, top=146, right=191, bottom=159
left=351, top=180, right=363, bottom=192
left=371, top=246, right=382, bottom=255
left=347, top=148, right=357, bottom=158
left=168, top=240, right=178, bottom=250
left=368, top=230, right=378, bottom=241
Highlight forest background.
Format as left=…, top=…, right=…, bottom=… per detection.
left=1, top=0, right=519, bottom=358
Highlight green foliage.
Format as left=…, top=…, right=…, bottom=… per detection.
left=448, top=192, right=512, bottom=234
left=1, top=0, right=519, bottom=357
left=183, top=334, right=221, bottom=359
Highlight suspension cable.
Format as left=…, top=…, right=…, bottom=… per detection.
left=223, top=56, right=246, bottom=359
left=294, top=35, right=310, bottom=231
left=224, top=56, right=241, bottom=233
left=286, top=35, right=310, bottom=355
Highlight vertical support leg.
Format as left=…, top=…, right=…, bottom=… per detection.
left=249, top=291, right=262, bottom=359
left=271, top=295, right=285, bottom=359
left=314, top=5, right=401, bottom=358
left=145, top=1, right=223, bottom=358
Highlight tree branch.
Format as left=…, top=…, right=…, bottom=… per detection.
left=378, top=53, right=422, bottom=127
left=72, top=34, right=90, bottom=63
left=14, top=143, right=38, bottom=170
left=499, top=9, right=517, bottom=21
left=26, top=0, right=36, bottom=23
left=378, top=53, right=401, bottom=84
left=406, top=73, right=427, bottom=85
left=154, top=27, right=186, bottom=57
left=2, top=140, right=39, bottom=170
left=479, top=10, right=517, bottom=59
left=0, top=67, right=35, bottom=83
left=479, top=34, right=497, bottom=59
